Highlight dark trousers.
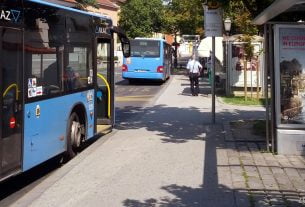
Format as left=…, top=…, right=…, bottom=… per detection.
left=189, top=73, right=199, bottom=95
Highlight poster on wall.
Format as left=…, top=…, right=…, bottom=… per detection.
left=230, top=44, right=261, bottom=87
left=276, top=25, right=305, bottom=125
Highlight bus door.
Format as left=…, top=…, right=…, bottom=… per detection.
left=96, top=38, right=113, bottom=127
left=0, top=27, right=23, bottom=179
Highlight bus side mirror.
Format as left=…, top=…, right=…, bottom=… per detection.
left=111, top=26, right=131, bottom=58
left=121, top=37, right=130, bottom=58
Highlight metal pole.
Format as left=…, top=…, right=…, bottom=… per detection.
left=226, top=36, right=229, bottom=96
left=264, top=24, right=270, bottom=152
left=212, top=36, right=216, bottom=124
left=269, top=23, right=275, bottom=153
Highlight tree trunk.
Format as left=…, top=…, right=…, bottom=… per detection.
left=174, top=34, right=178, bottom=68
left=256, top=58, right=259, bottom=99
left=244, top=58, right=247, bottom=101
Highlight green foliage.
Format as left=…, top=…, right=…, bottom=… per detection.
left=118, top=0, right=164, bottom=38
left=223, top=0, right=275, bottom=35
left=222, top=1, right=275, bottom=61
left=239, top=34, right=254, bottom=60
left=240, top=0, right=275, bottom=18
left=163, top=0, right=203, bottom=36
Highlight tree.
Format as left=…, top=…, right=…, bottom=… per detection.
left=118, top=0, right=164, bottom=38
left=221, top=0, right=275, bottom=99
left=240, top=0, right=274, bottom=18
left=162, top=0, right=203, bottom=67
left=163, top=0, right=203, bottom=36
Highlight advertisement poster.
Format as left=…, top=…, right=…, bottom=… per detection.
left=278, top=26, right=305, bottom=125
left=230, top=44, right=261, bottom=87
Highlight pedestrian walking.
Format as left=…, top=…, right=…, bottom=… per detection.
left=187, top=54, right=202, bottom=96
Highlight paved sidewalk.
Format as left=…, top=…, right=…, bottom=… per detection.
left=10, top=75, right=305, bottom=207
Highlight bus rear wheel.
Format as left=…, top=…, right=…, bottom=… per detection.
left=66, top=112, right=84, bottom=159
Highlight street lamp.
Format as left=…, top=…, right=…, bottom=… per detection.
left=224, top=17, right=232, bottom=36
left=224, top=17, right=232, bottom=96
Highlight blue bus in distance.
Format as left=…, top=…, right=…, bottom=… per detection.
left=122, top=38, right=172, bottom=82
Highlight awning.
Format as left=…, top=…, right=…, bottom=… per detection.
left=253, top=0, right=305, bottom=25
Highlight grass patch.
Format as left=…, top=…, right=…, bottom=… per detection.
left=221, top=96, right=266, bottom=106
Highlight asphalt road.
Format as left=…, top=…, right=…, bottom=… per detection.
left=0, top=70, right=169, bottom=206
left=114, top=70, right=169, bottom=123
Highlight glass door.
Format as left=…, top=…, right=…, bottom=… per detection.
left=0, top=27, right=23, bottom=179
left=96, top=39, right=112, bottom=125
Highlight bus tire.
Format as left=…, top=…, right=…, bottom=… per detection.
left=66, top=112, right=81, bottom=159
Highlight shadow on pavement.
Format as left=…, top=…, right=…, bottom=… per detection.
left=115, top=105, right=265, bottom=144
left=120, top=125, right=235, bottom=206
left=117, top=105, right=303, bottom=206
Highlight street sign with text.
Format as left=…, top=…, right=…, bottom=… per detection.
left=204, top=6, right=223, bottom=37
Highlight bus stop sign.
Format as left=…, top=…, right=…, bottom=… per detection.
left=204, top=6, right=223, bottom=37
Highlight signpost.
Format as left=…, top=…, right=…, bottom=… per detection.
left=204, top=4, right=222, bottom=124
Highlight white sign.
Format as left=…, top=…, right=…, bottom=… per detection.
left=204, top=7, right=223, bottom=37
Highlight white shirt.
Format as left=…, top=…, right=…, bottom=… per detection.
left=187, top=60, right=202, bottom=73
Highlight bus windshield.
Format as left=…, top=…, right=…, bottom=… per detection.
left=130, top=40, right=160, bottom=58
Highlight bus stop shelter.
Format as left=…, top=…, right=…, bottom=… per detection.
left=253, top=0, right=305, bottom=155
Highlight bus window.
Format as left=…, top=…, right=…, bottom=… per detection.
left=131, top=40, right=160, bottom=58
left=65, top=46, right=92, bottom=91
left=25, top=44, right=62, bottom=97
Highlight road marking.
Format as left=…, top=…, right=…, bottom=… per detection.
left=115, top=95, right=154, bottom=102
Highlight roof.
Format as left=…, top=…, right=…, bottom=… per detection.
left=98, top=0, right=119, bottom=9
left=48, top=0, right=119, bottom=9
left=253, top=0, right=305, bottom=25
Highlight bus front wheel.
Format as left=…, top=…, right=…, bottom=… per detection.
left=66, top=112, right=83, bottom=159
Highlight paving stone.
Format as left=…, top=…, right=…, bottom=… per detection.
left=253, top=157, right=268, bottom=167
left=278, top=184, right=296, bottom=192
left=297, top=169, right=305, bottom=181
left=287, top=156, right=305, bottom=169
left=233, top=181, right=247, bottom=189
left=284, top=168, right=300, bottom=177
left=230, top=166, right=244, bottom=175
left=271, top=167, right=285, bottom=175
left=244, top=166, right=259, bottom=177
left=297, top=156, right=305, bottom=164
left=262, top=180, right=280, bottom=191
left=248, top=177, right=264, bottom=189
left=227, top=149, right=239, bottom=157
left=232, top=173, right=246, bottom=183
left=258, top=166, right=273, bottom=176
left=241, top=158, right=255, bottom=166
left=261, top=173, right=276, bottom=180
left=278, top=161, right=294, bottom=168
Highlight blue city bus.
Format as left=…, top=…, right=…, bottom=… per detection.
left=122, top=38, right=172, bottom=82
left=0, top=0, right=130, bottom=181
